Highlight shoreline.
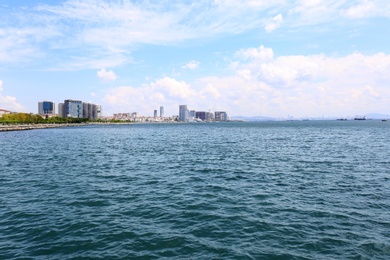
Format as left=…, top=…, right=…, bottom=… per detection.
left=0, top=121, right=207, bottom=132
left=0, top=122, right=158, bottom=132
left=0, top=123, right=90, bottom=132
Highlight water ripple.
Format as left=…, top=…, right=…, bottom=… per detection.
left=1, top=121, right=390, bottom=259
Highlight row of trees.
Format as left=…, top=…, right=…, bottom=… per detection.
left=0, top=113, right=92, bottom=124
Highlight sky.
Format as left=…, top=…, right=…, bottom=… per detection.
left=1, top=0, right=390, bottom=118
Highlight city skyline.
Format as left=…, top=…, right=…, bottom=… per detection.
left=1, top=1, right=390, bottom=118
left=35, top=100, right=228, bottom=122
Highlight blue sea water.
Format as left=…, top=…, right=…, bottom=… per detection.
left=1, top=121, right=390, bottom=259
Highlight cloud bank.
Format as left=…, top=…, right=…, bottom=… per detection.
left=102, top=46, right=390, bottom=117
left=0, top=81, right=24, bottom=111
left=1, top=0, right=390, bottom=68
left=97, top=68, right=117, bottom=81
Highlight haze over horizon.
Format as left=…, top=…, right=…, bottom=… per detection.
left=1, top=0, right=390, bottom=118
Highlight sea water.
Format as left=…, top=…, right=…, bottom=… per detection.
left=1, top=121, right=390, bottom=259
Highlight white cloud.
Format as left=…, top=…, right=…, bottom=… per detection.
left=227, top=46, right=390, bottom=117
left=352, top=84, right=379, bottom=98
left=97, top=68, right=117, bottom=81
left=235, top=45, right=274, bottom=61
left=182, top=60, right=200, bottom=70
left=151, top=77, right=195, bottom=99
left=102, top=77, right=197, bottom=115
left=1, top=0, right=389, bottom=69
left=99, top=46, right=390, bottom=118
left=34, top=0, right=351, bottom=53
left=343, top=0, right=387, bottom=18
left=288, top=0, right=347, bottom=25
left=0, top=80, right=24, bottom=112
left=264, top=14, right=283, bottom=32
left=0, top=27, right=55, bottom=63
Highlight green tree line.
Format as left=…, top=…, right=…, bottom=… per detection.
left=0, top=113, right=90, bottom=124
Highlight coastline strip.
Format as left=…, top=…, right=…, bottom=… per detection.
left=0, top=124, right=84, bottom=132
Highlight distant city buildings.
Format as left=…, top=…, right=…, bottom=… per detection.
left=180, top=105, right=228, bottom=122
left=113, top=112, right=138, bottom=121
left=34, top=100, right=229, bottom=123
left=112, top=104, right=227, bottom=123
left=215, top=111, right=228, bottom=121
left=112, top=111, right=176, bottom=123
left=195, top=111, right=214, bottom=121
left=38, top=101, right=55, bottom=117
left=195, top=111, right=206, bottom=121
left=48, top=99, right=102, bottom=119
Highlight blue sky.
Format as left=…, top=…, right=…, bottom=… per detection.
left=1, top=0, right=390, bottom=118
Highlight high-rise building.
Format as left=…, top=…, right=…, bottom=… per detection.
left=38, top=101, right=55, bottom=116
left=64, top=99, right=82, bottom=118
left=160, top=106, right=164, bottom=117
left=189, top=110, right=196, bottom=118
left=206, top=112, right=214, bottom=121
left=215, top=111, right=228, bottom=121
left=179, top=105, right=189, bottom=122
left=154, top=110, right=157, bottom=119
left=96, top=105, right=102, bottom=118
left=83, top=103, right=89, bottom=119
left=195, top=111, right=206, bottom=121
left=58, top=103, right=64, bottom=117
left=82, top=102, right=101, bottom=120
left=131, top=112, right=138, bottom=119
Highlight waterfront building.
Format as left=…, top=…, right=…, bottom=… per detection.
left=58, top=103, right=64, bottom=117
left=131, top=112, right=138, bottom=120
left=160, top=106, right=164, bottom=117
left=82, top=102, right=101, bottom=120
left=195, top=111, right=206, bottom=121
left=215, top=111, right=228, bottom=121
left=206, top=112, right=214, bottom=121
left=96, top=105, right=102, bottom=118
left=112, top=112, right=138, bottom=121
left=114, top=113, right=127, bottom=120
left=179, top=105, right=189, bottom=122
left=82, top=103, right=89, bottom=119
left=64, top=99, right=82, bottom=118
left=189, top=110, right=196, bottom=118
left=154, top=110, right=157, bottom=119
left=38, top=101, right=55, bottom=117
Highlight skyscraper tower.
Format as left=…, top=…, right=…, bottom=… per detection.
left=58, top=103, right=64, bottom=117
left=179, top=105, right=189, bottom=122
left=38, top=101, right=55, bottom=116
left=64, top=99, right=82, bottom=118
left=160, top=106, right=164, bottom=118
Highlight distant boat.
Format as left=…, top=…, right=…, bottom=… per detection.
left=337, top=118, right=347, bottom=121
left=354, top=116, right=366, bottom=120
left=382, top=119, right=387, bottom=122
